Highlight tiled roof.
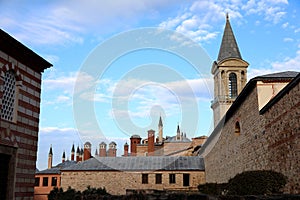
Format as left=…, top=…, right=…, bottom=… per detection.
left=217, top=14, right=242, bottom=62
left=256, top=71, right=299, bottom=79
left=62, top=156, right=204, bottom=171
left=36, top=160, right=77, bottom=174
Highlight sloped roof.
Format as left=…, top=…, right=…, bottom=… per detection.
left=217, top=14, right=242, bottom=62
left=0, top=29, right=52, bottom=72
left=256, top=71, right=299, bottom=79
left=36, top=160, right=77, bottom=175
left=62, top=156, right=204, bottom=171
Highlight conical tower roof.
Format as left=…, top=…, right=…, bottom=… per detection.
left=158, top=116, right=163, bottom=127
left=49, top=145, right=53, bottom=155
left=217, top=14, right=242, bottom=62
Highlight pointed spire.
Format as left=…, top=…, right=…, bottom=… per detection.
left=158, top=116, right=163, bottom=127
left=95, top=149, right=98, bottom=156
left=217, top=13, right=242, bottom=62
left=62, top=151, right=65, bottom=158
left=177, top=124, right=180, bottom=134
left=49, top=144, right=53, bottom=155
left=76, top=146, right=80, bottom=154
left=71, top=144, right=75, bottom=152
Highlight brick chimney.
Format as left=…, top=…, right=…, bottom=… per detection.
left=108, top=141, right=117, bottom=157
left=84, top=142, right=91, bottom=161
left=148, top=129, right=155, bottom=156
left=130, top=135, right=141, bottom=156
left=124, top=142, right=129, bottom=156
left=99, top=142, right=107, bottom=157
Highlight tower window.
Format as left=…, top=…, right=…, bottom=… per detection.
left=229, top=73, right=237, bottom=98
left=1, top=70, right=17, bottom=121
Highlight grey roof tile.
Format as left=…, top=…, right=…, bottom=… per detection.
left=217, top=14, right=242, bottom=62
left=62, top=156, right=204, bottom=171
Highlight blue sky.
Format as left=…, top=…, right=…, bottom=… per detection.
left=1, top=0, right=300, bottom=170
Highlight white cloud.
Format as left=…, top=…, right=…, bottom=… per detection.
left=282, top=22, right=289, bottom=28
left=248, top=50, right=300, bottom=78
left=283, top=38, right=294, bottom=42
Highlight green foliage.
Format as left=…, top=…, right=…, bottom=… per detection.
left=227, top=170, right=287, bottom=195
left=198, top=182, right=227, bottom=195
left=48, top=186, right=109, bottom=200
left=198, top=170, right=287, bottom=196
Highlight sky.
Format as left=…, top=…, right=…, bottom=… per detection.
left=1, top=0, right=300, bottom=170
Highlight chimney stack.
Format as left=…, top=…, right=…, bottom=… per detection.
left=124, top=142, right=129, bottom=156
left=99, top=142, right=107, bottom=157
left=130, top=135, right=141, bottom=156
left=148, top=129, right=155, bottom=156
left=84, top=142, right=91, bottom=161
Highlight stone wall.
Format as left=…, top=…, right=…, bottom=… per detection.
left=204, top=80, right=300, bottom=194
left=263, top=80, right=300, bottom=193
left=61, top=170, right=205, bottom=195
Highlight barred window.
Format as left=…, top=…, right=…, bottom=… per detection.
left=1, top=70, right=16, bottom=121
left=229, top=73, right=237, bottom=98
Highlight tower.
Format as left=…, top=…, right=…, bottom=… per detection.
left=99, top=142, right=107, bottom=157
left=48, top=145, right=53, bottom=169
left=158, top=116, right=163, bottom=143
left=71, top=144, right=75, bottom=161
left=83, top=142, right=91, bottom=161
left=176, top=124, right=180, bottom=140
left=211, top=13, right=249, bottom=127
left=62, top=151, right=65, bottom=163
left=76, top=146, right=80, bottom=162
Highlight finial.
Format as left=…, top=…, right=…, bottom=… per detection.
left=226, top=13, right=229, bottom=20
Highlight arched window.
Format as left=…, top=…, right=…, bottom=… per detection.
left=1, top=70, right=16, bottom=121
left=229, top=73, right=237, bottom=98
left=235, top=121, right=241, bottom=136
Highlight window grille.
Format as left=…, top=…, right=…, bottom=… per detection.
left=1, top=70, right=16, bottom=121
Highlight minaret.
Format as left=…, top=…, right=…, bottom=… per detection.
left=95, top=149, right=98, bottom=156
left=176, top=124, right=180, bottom=140
left=48, top=145, right=53, bottom=169
left=71, top=144, right=75, bottom=161
left=211, top=13, right=249, bottom=127
left=62, top=151, right=65, bottom=163
left=76, top=146, right=80, bottom=162
left=158, top=116, right=163, bottom=143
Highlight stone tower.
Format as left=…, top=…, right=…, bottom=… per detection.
left=158, top=116, right=163, bottom=143
left=130, top=135, right=141, bottom=156
left=48, top=145, right=53, bottom=169
left=211, top=14, right=249, bottom=127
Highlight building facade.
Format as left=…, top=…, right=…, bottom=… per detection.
left=199, top=14, right=300, bottom=194
left=61, top=156, right=205, bottom=195
left=0, top=29, right=52, bottom=200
